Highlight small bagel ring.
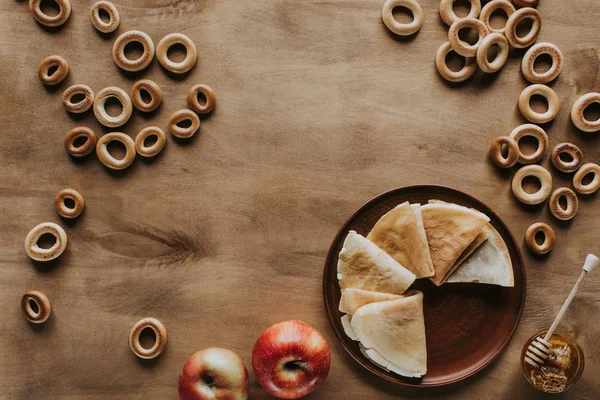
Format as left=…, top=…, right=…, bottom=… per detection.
left=439, top=0, right=481, bottom=26
left=479, top=0, right=515, bottom=34
left=518, top=84, right=560, bottom=124
left=21, top=291, right=52, bottom=324
left=135, top=127, right=166, bottom=158
left=64, top=127, right=97, bottom=158
left=514, top=0, right=539, bottom=7
left=505, top=7, right=541, bottom=48
left=96, top=132, right=136, bottom=170
left=509, top=124, right=548, bottom=164
left=521, top=42, right=563, bottom=84
left=129, top=318, right=167, bottom=359
left=187, top=84, right=217, bottom=115
left=131, top=79, right=162, bottom=112
left=573, top=163, right=600, bottom=195
left=90, top=1, right=120, bottom=33
left=381, top=0, right=424, bottom=36
left=448, top=17, right=490, bottom=57
left=38, top=55, right=69, bottom=85
left=62, top=84, right=94, bottom=114
left=168, top=109, right=201, bottom=139
left=435, top=41, right=477, bottom=83
left=25, top=222, right=68, bottom=262
left=549, top=188, right=579, bottom=221
left=112, top=30, right=155, bottom=72
left=156, top=33, right=198, bottom=74
left=571, top=93, right=600, bottom=132
left=489, top=136, right=519, bottom=168
left=93, top=86, right=133, bottom=128
left=29, top=0, right=71, bottom=27
left=55, top=188, right=85, bottom=219
left=551, top=143, right=583, bottom=174
left=525, top=222, right=554, bottom=255
left=512, top=165, right=552, bottom=205
left=476, top=32, right=509, bottom=73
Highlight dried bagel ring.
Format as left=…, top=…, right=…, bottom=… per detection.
left=476, top=32, right=509, bottom=73
left=551, top=143, right=583, bottom=174
left=549, top=188, right=579, bottom=221
left=64, top=127, right=97, bottom=158
left=479, top=0, right=515, bottom=34
left=505, top=7, right=541, bottom=48
left=187, top=84, right=217, bottom=115
left=381, top=0, right=424, bottom=36
left=93, top=86, right=133, bottom=128
left=518, top=84, right=560, bottom=124
left=62, top=84, right=94, bottom=114
left=129, top=318, right=167, bottom=359
left=90, top=1, right=120, bottom=33
left=571, top=93, right=600, bottom=132
left=156, top=33, right=198, bottom=74
left=168, top=109, right=200, bottom=139
left=448, top=17, right=490, bottom=57
left=135, top=127, right=166, bottom=158
left=21, top=291, right=52, bottom=324
left=514, top=0, right=539, bottom=7
left=435, top=41, right=477, bottom=83
left=509, top=124, right=548, bottom=164
left=38, top=55, right=69, bottom=86
left=112, top=30, right=155, bottom=72
left=25, top=222, right=68, bottom=262
left=29, top=0, right=71, bottom=27
left=512, top=165, right=552, bottom=205
left=489, top=136, right=519, bottom=168
left=55, top=188, right=84, bottom=219
left=573, top=163, right=600, bottom=195
left=96, top=132, right=136, bottom=170
left=525, top=222, right=554, bottom=255
left=521, top=42, right=563, bottom=84
left=131, top=79, right=162, bottom=112
left=439, top=0, right=481, bottom=26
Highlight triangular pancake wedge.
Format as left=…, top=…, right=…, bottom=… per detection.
left=367, top=202, right=435, bottom=278
left=447, top=224, right=514, bottom=287
left=339, top=289, right=404, bottom=340
left=421, top=203, right=490, bottom=286
left=337, top=231, right=416, bottom=295
left=351, top=291, right=427, bottom=378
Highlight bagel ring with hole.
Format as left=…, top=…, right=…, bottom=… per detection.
left=38, top=55, right=69, bottom=85
left=131, top=79, right=162, bottom=112
left=381, top=0, right=424, bottom=36
left=135, top=127, right=166, bottom=158
left=55, top=188, right=85, bottom=219
left=521, top=42, right=563, bottom=84
left=64, top=127, right=97, bottom=158
left=448, top=17, right=490, bottom=57
left=156, top=33, right=198, bottom=74
left=573, top=163, right=600, bottom=195
left=90, top=1, right=120, bottom=33
left=112, top=30, right=155, bottom=72
left=129, top=318, right=167, bottom=359
left=549, top=187, right=579, bottom=221
left=512, top=165, right=552, bottom=205
left=551, top=143, right=583, bottom=174
left=168, top=109, right=200, bottom=139
left=439, top=0, right=481, bottom=26
left=571, top=93, right=600, bottom=132
left=29, top=0, right=71, bottom=27
left=525, top=222, right=554, bottom=255
left=489, top=136, right=519, bottom=168
left=476, top=32, right=509, bottom=73
left=21, top=291, right=52, bottom=324
left=62, top=84, right=94, bottom=114
left=187, top=84, right=217, bottom=115
left=518, top=84, right=560, bottom=124
left=435, top=41, right=477, bottom=83
left=93, top=86, right=133, bottom=128
left=509, top=123, right=548, bottom=164
left=479, top=0, right=515, bottom=34
left=514, top=0, right=539, bottom=7
left=96, top=132, right=136, bottom=170
left=505, top=7, right=542, bottom=48
left=24, top=222, right=68, bottom=262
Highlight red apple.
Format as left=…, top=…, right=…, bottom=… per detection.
left=252, top=320, right=331, bottom=399
left=178, top=347, right=249, bottom=400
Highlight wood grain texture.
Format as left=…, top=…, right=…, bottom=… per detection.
left=0, top=0, right=599, bottom=399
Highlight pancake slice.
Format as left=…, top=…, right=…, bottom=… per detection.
left=339, top=289, right=404, bottom=340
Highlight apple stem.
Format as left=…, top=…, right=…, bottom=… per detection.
left=293, top=361, right=313, bottom=372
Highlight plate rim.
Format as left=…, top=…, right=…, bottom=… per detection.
left=322, top=185, right=526, bottom=387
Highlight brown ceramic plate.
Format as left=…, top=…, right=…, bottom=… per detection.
left=323, top=185, right=526, bottom=387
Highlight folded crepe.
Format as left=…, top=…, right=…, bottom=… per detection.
left=337, top=231, right=416, bottom=295
left=367, top=202, right=435, bottom=278
left=421, top=203, right=490, bottom=286
left=351, top=291, right=427, bottom=378
left=447, top=224, right=514, bottom=287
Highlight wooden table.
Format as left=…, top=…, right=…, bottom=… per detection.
left=1, top=1, right=599, bottom=398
